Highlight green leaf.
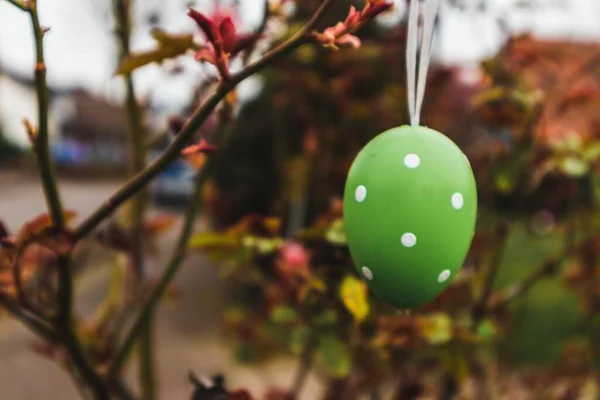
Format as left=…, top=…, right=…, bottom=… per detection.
left=313, top=309, right=338, bottom=327
left=325, top=219, right=347, bottom=245
left=565, top=133, right=583, bottom=152
left=477, top=319, right=497, bottom=342
left=418, top=313, right=453, bottom=345
left=289, top=326, right=310, bottom=355
left=233, top=341, right=258, bottom=364
left=241, top=236, right=284, bottom=254
left=583, top=142, right=600, bottom=162
left=188, top=232, right=240, bottom=250
left=317, top=334, right=351, bottom=378
left=559, top=156, right=589, bottom=177
left=115, top=28, right=195, bottom=75
left=339, top=276, right=370, bottom=323
left=270, top=305, right=299, bottom=324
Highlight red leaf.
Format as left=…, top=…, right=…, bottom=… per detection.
left=231, top=33, right=263, bottom=56
left=363, top=0, right=394, bottom=21
left=188, top=8, right=219, bottom=44
left=181, top=139, right=218, bottom=156
left=194, top=46, right=217, bottom=64
left=219, top=17, right=237, bottom=54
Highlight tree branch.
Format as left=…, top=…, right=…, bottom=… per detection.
left=0, top=292, right=57, bottom=341
left=291, top=331, right=317, bottom=396
left=56, top=256, right=110, bottom=399
left=73, top=0, right=336, bottom=242
left=8, top=1, right=108, bottom=398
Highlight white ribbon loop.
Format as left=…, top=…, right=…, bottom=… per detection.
left=406, top=0, right=441, bottom=127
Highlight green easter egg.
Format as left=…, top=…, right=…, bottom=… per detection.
left=343, top=125, right=477, bottom=309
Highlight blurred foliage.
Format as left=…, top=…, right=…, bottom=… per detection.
left=190, top=8, right=600, bottom=398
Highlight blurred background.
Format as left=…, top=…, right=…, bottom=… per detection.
left=2, top=0, right=600, bottom=399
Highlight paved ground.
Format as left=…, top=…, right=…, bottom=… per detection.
left=0, top=169, right=323, bottom=399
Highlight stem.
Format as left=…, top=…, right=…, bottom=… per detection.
left=27, top=0, right=65, bottom=229
left=56, top=256, right=110, bottom=400
left=138, top=316, right=156, bottom=400
left=291, top=331, right=317, bottom=396
left=73, top=0, right=336, bottom=242
left=488, top=229, right=575, bottom=310
left=107, top=171, right=205, bottom=379
left=113, top=0, right=155, bottom=397
left=471, top=220, right=509, bottom=327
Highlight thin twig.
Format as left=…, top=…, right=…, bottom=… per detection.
left=56, top=256, right=110, bottom=399
left=488, top=254, right=566, bottom=310
left=488, top=232, right=575, bottom=310
left=107, top=171, right=205, bottom=379
left=113, top=0, right=155, bottom=397
left=27, top=1, right=66, bottom=229
left=73, top=0, right=336, bottom=242
left=5, top=0, right=28, bottom=11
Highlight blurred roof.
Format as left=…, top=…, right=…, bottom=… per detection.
left=61, top=89, right=130, bottom=141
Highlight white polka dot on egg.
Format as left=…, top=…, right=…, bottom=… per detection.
left=401, top=233, right=417, bottom=248
left=451, top=193, right=464, bottom=210
left=438, top=269, right=451, bottom=283
left=404, top=153, right=420, bottom=168
left=355, top=185, right=367, bottom=202
left=362, top=266, right=373, bottom=281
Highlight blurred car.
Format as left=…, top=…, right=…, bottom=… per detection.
left=149, top=151, right=196, bottom=207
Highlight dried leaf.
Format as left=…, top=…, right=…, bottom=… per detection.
left=115, top=28, right=194, bottom=75
left=16, top=210, right=77, bottom=247
left=339, top=275, right=370, bottom=323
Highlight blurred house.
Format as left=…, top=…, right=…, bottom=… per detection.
left=52, top=88, right=130, bottom=176
left=0, top=65, right=134, bottom=175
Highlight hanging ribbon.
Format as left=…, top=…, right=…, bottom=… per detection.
left=406, top=0, right=441, bottom=127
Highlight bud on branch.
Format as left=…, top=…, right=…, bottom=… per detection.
left=313, top=0, right=393, bottom=49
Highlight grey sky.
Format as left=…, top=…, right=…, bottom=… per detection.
left=0, top=0, right=599, bottom=112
